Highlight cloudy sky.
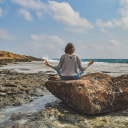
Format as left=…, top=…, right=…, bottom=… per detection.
left=0, top=0, right=128, bottom=59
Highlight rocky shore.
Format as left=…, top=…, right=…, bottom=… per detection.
left=0, top=52, right=128, bottom=128
left=5, top=100, right=128, bottom=128
left=0, top=50, right=44, bottom=66
left=0, top=69, right=49, bottom=109
left=0, top=69, right=128, bottom=128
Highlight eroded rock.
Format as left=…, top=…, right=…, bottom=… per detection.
left=45, top=73, right=128, bottom=114
left=0, top=70, right=49, bottom=109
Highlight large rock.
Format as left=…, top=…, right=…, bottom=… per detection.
left=45, top=73, right=128, bottom=114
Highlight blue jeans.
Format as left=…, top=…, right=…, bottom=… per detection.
left=57, top=69, right=84, bottom=80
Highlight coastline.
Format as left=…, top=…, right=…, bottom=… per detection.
left=0, top=52, right=128, bottom=127
left=0, top=50, right=44, bottom=67
left=1, top=69, right=128, bottom=128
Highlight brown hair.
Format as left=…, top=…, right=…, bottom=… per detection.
left=65, top=43, right=75, bottom=54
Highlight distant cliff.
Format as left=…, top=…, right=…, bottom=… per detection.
left=0, top=50, right=44, bottom=66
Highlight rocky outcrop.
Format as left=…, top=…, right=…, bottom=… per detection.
left=45, top=73, right=128, bottom=114
left=0, top=50, right=44, bottom=66
left=0, top=50, right=40, bottom=60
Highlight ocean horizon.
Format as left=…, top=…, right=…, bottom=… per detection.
left=52, top=59, right=128, bottom=64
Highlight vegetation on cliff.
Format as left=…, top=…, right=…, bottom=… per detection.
left=0, top=50, right=37, bottom=59
left=0, top=50, right=43, bottom=65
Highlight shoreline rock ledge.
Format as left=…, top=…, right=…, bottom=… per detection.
left=45, top=73, right=128, bottom=114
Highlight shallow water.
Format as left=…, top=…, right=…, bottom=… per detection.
left=0, top=61, right=54, bottom=73
left=0, top=94, right=59, bottom=126
left=0, top=60, right=128, bottom=76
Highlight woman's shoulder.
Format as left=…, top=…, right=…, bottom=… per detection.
left=60, top=54, right=80, bottom=59
left=73, top=54, right=80, bottom=59
left=60, top=54, right=66, bottom=59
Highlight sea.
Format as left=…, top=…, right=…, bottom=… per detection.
left=54, top=59, right=128, bottom=64
left=0, top=58, right=128, bottom=77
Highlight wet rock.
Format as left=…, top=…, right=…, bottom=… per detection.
left=0, top=69, right=49, bottom=109
left=0, top=92, right=6, bottom=96
left=31, top=88, right=44, bottom=96
left=16, top=100, right=128, bottom=128
left=12, top=124, right=19, bottom=128
left=101, top=71, right=111, bottom=73
left=45, top=73, right=128, bottom=114
left=2, top=97, right=128, bottom=128
left=11, top=112, right=28, bottom=121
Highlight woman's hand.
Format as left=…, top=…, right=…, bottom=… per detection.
left=45, top=60, right=50, bottom=66
left=89, top=60, right=94, bottom=65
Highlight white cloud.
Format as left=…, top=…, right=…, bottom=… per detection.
left=48, top=1, right=93, bottom=28
left=117, top=8, right=128, bottom=17
left=96, top=19, right=114, bottom=28
left=120, top=0, right=128, bottom=8
left=10, top=0, right=45, bottom=10
left=30, top=34, right=65, bottom=58
left=96, top=19, right=122, bottom=28
left=118, top=0, right=128, bottom=28
left=0, top=28, right=16, bottom=40
left=118, top=0, right=128, bottom=17
left=19, top=9, right=33, bottom=21
left=121, top=15, right=128, bottom=28
left=0, top=6, right=3, bottom=17
left=11, top=0, right=93, bottom=32
left=97, top=0, right=128, bottom=29
left=31, top=34, right=65, bottom=45
left=89, top=40, right=121, bottom=52
left=109, top=40, right=121, bottom=46
left=112, top=19, right=122, bottom=26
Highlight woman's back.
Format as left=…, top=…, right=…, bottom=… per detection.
left=60, top=54, right=78, bottom=76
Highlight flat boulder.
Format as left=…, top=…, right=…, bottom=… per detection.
left=45, top=73, right=128, bottom=114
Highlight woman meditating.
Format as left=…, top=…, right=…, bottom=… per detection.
left=45, top=43, right=94, bottom=80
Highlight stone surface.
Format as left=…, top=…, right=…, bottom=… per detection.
left=4, top=101, right=128, bottom=128
left=1, top=70, right=128, bottom=128
left=0, top=70, right=50, bottom=109
left=45, top=73, right=128, bottom=114
left=2, top=98, right=128, bottom=128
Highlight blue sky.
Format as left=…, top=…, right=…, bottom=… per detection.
left=0, top=0, right=128, bottom=59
